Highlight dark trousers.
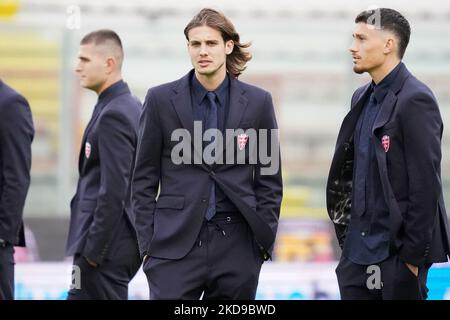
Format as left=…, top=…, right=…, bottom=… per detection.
left=143, top=213, right=264, bottom=300
left=67, top=225, right=141, bottom=300
left=0, top=244, right=15, bottom=300
left=336, top=254, right=431, bottom=300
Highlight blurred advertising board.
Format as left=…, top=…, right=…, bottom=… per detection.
left=14, top=261, right=450, bottom=300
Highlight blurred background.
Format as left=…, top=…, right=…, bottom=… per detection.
left=1, top=0, right=449, bottom=299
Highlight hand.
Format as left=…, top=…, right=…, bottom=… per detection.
left=405, top=263, right=418, bottom=277
left=84, top=256, right=98, bottom=268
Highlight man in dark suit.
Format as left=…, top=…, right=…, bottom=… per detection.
left=0, top=80, right=34, bottom=300
left=327, top=8, right=450, bottom=299
left=66, top=30, right=142, bottom=300
left=132, top=8, right=282, bottom=299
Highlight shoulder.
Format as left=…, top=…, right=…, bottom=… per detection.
left=145, top=78, right=182, bottom=100
left=108, top=92, right=142, bottom=113
left=400, top=74, right=437, bottom=102
left=236, top=79, right=270, bottom=97
left=396, top=74, right=441, bottom=123
left=100, top=96, right=140, bottom=131
left=0, top=83, right=32, bottom=127
left=235, top=79, right=272, bottom=109
left=351, top=83, right=371, bottom=105
left=0, top=82, right=29, bottom=111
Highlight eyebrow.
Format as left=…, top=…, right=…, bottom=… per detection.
left=189, top=39, right=220, bottom=44
left=352, top=33, right=366, bottom=39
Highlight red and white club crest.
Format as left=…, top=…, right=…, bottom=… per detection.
left=237, top=134, right=249, bottom=151
left=85, top=142, right=91, bottom=159
left=381, top=135, right=390, bottom=152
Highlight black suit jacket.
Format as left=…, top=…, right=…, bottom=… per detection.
left=132, top=70, right=283, bottom=260
left=65, top=81, right=142, bottom=264
left=0, top=80, right=34, bottom=247
left=327, top=63, right=450, bottom=267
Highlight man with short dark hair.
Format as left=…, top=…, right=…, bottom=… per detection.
left=66, top=29, right=142, bottom=300
left=327, top=7, right=450, bottom=300
left=0, top=80, right=34, bottom=300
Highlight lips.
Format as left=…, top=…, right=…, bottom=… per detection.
left=198, top=60, right=212, bottom=67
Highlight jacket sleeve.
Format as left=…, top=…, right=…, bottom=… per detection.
left=253, top=92, right=283, bottom=254
left=0, top=95, right=34, bottom=245
left=398, top=91, right=443, bottom=267
left=132, top=90, right=163, bottom=259
left=82, top=109, right=136, bottom=264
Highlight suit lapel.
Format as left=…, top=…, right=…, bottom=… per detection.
left=77, top=82, right=131, bottom=172
left=372, top=90, right=397, bottom=133
left=78, top=105, right=104, bottom=172
left=170, top=72, right=205, bottom=162
left=170, top=76, right=195, bottom=141
left=224, top=77, right=248, bottom=130
left=372, top=63, right=410, bottom=133
left=213, top=77, right=248, bottom=167
left=335, top=84, right=371, bottom=148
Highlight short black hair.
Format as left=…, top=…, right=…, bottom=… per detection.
left=81, top=29, right=123, bottom=51
left=355, top=8, right=411, bottom=59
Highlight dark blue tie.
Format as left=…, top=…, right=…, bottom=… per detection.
left=353, top=92, right=378, bottom=216
left=205, top=92, right=218, bottom=220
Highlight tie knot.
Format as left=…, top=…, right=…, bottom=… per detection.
left=370, top=92, right=377, bottom=104
left=207, top=91, right=217, bottom=103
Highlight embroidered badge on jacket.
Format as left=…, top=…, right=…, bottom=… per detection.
left=381, top=135, right=390, bottom=153
left=237, top=134, right=249, bottom=151
left=85, top=142, right=91, bottom=159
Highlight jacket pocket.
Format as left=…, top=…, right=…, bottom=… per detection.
left=156, top=195, right=185, bottom=209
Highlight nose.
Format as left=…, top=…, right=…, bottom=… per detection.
left=349, top=40, right=357, bottom=54
left=74, top=61, right=82, bottom=73
left=199, top=43, right=208, bottom=57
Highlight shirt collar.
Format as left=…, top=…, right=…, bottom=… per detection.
left=372, top=62, right=403, bottom=103
left=192, top=73, right=229, bottom=107
left=98, top=79, right=126, bottom=104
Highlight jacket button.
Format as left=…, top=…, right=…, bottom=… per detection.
left=201, top=199, right=207, bottom=203
left=361, top=232, right=366, bottom=237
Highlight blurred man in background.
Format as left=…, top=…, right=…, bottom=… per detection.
left=65, top=30, right=142, bottom=300
left=133, top=8, right=282, bottom=299
left=327, top=8, right=450, bottom=299
left=0, top=80, right=34, bottom=300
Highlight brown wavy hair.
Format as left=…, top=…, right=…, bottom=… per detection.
left=184, top=8, right=252, bottom=78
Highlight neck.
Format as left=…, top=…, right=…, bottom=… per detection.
left=194, top=67, right=226, bottom=91
left=369, top=59, right=401, bottom=85
left=96, top=74, right=122, bottom=95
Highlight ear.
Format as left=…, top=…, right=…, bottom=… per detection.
left=105, top=56, right=116, bottom=75
left=384, top=37, right=395, bottom=55
left=225, top=40, right=234, bottom=55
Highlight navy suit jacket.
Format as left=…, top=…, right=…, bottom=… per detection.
left=0, top=80, right=34, bottom=247
left=132, top=70, right=283, bottom=260
left=65, top=81, right=142, bottom=264
left=327, top=63, right=450, bottom=267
